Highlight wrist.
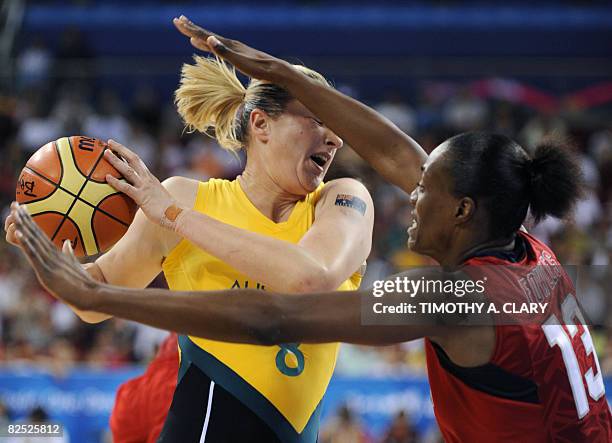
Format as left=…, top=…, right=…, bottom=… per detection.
left=273, top=60, right=298, bottom=88
left=80, top=281, right=108, bottom=312
left=72, top=279, right=103, bottom=312
left=161, top=204, right=187, bottom=232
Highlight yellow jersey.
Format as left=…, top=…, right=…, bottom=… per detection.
left=162, top=178, right=361, bottom=443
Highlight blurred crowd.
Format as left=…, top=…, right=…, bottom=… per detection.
left=1, top=30, right=612, bottom=443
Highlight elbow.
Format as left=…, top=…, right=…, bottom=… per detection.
left=249, top=297, right=293, bottom=346
left=253, top=323, right=282, bottom=347
left=285, top=268, right=338, bottom=293
left=74, top=309, right=110, bottom=324
left=70, top=294, right=111, bottom=323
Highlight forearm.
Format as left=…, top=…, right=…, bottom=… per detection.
left=68, top=262, right=112, bottom=323
left=88, top=285, right=279, bottom=344
left=280, top=66, right=427, bottom=192
left=174, top=209, right=332, bottom=291
left=85, top=285, right=430, bottom=346
left=172, top=18, right=424, bottom=191
left=85, top=285, right=369, bottom=345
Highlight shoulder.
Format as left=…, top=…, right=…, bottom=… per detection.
left=317, top=178, right=373, bottom=208
left=314, top=178, right=373, bottom=220
left=162, top=176, right=200, bottom=208
left=162, top=175, right=199, bottom=193
left=321, top=177, right=371, bottom=196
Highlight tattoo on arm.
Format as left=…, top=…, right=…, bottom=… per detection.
left=335, top=194, right=367, bottom=215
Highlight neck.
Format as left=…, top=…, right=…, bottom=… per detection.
left=436, top=229, right=516, bottom=269
left=238, top=163, right=303, bottom=223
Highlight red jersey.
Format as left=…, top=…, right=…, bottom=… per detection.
left=425, top=231, right=612, bottom=442
left=110, top=333, right=179, bottom=443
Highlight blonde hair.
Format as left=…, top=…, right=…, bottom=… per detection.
left=175, top=56, right=330, bottom=152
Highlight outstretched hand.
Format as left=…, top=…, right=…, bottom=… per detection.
left=10, top=202, right=101, bottom=311
left=173, top=15, right=292, bottom=84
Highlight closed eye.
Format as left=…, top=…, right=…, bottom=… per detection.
left=311, top=117, right=323, bottom=126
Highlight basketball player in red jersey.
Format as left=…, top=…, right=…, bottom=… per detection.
left=109, top=333, right=178, bottom=443
left=10, top=17, right=612, bottom=442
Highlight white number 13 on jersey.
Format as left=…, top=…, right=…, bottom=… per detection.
left=542, top=294, right=605, bottom=419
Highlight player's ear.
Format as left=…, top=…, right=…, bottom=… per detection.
left=249, top=109, right=270, bottom=143
left=455, top=196, right=475, bottom=224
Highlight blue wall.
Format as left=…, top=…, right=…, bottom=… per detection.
left=23, top=4, right=612, bottom=56
left=18, top=3, right=612, bottom=101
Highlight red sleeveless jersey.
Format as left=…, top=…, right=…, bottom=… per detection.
left=110, top=333, right=179, bottom=443
left=425, top=231, right=612, bottom=442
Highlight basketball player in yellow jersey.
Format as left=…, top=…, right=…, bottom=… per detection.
left=5, top=58, right=373, bottom=442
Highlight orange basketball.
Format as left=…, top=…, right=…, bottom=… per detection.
left=16, top=136, right=137, bottom=257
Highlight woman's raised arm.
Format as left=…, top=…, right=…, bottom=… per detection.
left=173, top=16, right=427, bottom=194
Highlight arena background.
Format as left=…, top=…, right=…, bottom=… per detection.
left=1, top=1, right=612, bottom=442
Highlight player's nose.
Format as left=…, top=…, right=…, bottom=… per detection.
left=409, top=188, right=418, bottom=206
left=324, top=128, right=343, bottom=149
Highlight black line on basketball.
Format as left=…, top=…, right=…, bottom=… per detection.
left=90, top=211, right=101, bottom=253
left=68, top=137, right=89, bottom=180
left=37, top=210, right=70, bottom=244
left=31, top=210, right=71, bottom=218
left=81, top=144, right=109, bottom=192
left=88, top=146, right=113, bottom=184
left=57, top=213, right=85, bottom=255
left=53, top=141, right=64, bottom=183
left=92, top=193, right=131, bottom=227
left=69, top=215, right=86, bottom=255
left=20, top=167, right=60, bottom=204
left=65, top=189, right=131, bottom=226
left=56, top=143, right=108, bottom=247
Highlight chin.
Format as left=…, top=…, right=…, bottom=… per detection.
left=407, top=236, right=421, bottom=253
left=312, top=176, right=324, bottom=188
left=300, top=176, right=323, bottom=193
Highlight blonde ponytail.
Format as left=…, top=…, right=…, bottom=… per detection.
left=175, top=57, right=331, bottom=152
left=175, top=56, right=246, bottom=151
